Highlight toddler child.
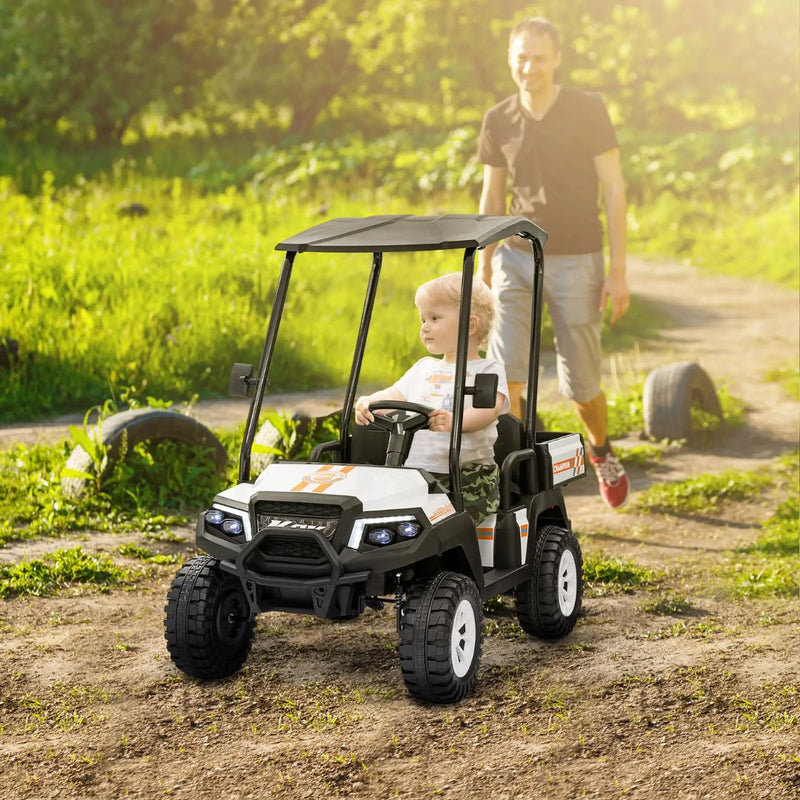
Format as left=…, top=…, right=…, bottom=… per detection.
left=355, top=272, right=509, bottom=525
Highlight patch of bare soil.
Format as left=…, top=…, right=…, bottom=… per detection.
left=1, top=258, right=798, bottom=799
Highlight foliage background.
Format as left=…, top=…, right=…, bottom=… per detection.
left=0, top=0, right=798, bottom=421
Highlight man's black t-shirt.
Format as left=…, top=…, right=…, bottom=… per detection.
left=478, top=87, right=618, bottom=254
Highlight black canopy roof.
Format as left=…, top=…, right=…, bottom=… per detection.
left=275, top=214, right=547, bottom=253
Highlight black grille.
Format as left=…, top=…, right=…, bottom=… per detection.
left=259, top=536, right=325, bottom=561
left=255, top=500, right=342, bottom=539
left=256, top=501, right=341, bottom=518
left=252, top=533, right=332, bottom=578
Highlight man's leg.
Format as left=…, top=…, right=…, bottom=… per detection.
left=486, top=245, right=532, bottom=420
left=573, top=391, right=607, bottom=449
left=575, top=389, right=628, bottom=508
left=545, top=253, right=629, bottom=509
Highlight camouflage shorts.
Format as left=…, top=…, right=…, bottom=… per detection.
left=432, top=462, right=499, bottom=526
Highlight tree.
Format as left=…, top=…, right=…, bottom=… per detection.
left=0, top=0, right=232, bottom=143
left=207, top=0, right=375, bottom=139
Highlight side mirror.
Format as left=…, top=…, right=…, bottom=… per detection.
left=469, top=372, right=498, bottom=409
left=228, top=363, right=256, bottom=397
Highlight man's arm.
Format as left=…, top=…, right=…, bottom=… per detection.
left=477, top=164, right=508, bottom=288
left=594, top=148, right=629, bottom=324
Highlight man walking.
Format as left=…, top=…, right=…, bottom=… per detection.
left=477, top=16, right=630, bottom=508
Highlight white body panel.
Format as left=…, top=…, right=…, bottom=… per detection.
left=475, top=508, right=531, bottom=568
left=215, top=463, right=456, bottom=532
left=545, top=433, right=586, bottom=485
left=212, top=463, right=536, bottom=565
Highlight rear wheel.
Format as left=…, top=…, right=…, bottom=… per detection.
left=516, top=525, right=582, bottom=639
left=399, top=572, right=483, bottom=703
left=164, top=556, right=254, bottom=679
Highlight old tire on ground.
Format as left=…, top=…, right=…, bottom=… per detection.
left=164, top=556, right=254, bottom=679
left=643, top=361, right=722, bottom=442
left=250, top=418, right=283, bottom=474
left=250, top=412, right=322, bottom=473
left=61, top=407, right=228, bottom=498
left=516, top=525, right=582, bottom=639
left=399, top=571, right=483, bottom=704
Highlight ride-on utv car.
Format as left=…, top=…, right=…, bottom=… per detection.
left=165, top=215, right=586, bottom=703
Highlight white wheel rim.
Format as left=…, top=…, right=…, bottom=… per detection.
left=450, top=598, right=477, bottom=678
left=557, top=550, right=578, bottom=616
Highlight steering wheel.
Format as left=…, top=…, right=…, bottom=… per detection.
left=367, top=401, right=432, bottom=466
left=368, top=401, right=432, bottom=432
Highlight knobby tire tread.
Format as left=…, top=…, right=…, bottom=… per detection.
left=516, top=525, right=582, bottom=639
left=399, top=572, right=482, bottom=704
left=164, top=556, right=254, bottom=679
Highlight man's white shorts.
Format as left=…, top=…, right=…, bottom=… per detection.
left=487, top=244, right=604, bottom=402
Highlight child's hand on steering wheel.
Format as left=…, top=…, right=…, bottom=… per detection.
left=354, top=397, right=374, bottom=425
left=428, top=409, right=453, bottom=433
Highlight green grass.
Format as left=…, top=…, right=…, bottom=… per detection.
left=0, top=422, right=237, bottom=546
left=0, top=166, right=668, bottom=425
left=765, top=361, right=800, bottom=401
left=0, top=441, right=126, bottom=546
left=629, top=191, right=799, bottom=288
left=629, top=453, right=800, bottom=600
left=582, top=553, right=661, bottom=595
left=724, top=456, right=799, bottom=599
left=640, top=592, right=692, bottom=615
left=634, top=468, right=773, bottom=514
left=614, top=443, right=667, bottom=469
left=0, top=392, right=345, bottom=546
left=0, top=546, right=135, bottom=598
left=1, top=143, right=792, bottom=425
left=116, top=542, right=181, bottom=565
left=0, top=173, right=460, bottom=422
left=727, top=559, right=799, bottom=599
left=740, top=495, right=799, bottom=558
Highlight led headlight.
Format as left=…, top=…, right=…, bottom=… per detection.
left=221, top=517, right=244, bottom=536
left=396, top=521, right=421, bottom=539
left=205, top=509, right=225, bottom=526
left=348, top=515, right=424, bottom=549
left=366, top=527, right=394, bottom=546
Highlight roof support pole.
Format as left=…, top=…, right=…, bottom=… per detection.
left=448, top=247, right=477, bottom=512
left=525, top=237, right=545, bottom=450
left=239, top=250, right=296, bottom=483
left=341, top=251, right=383, bottom=461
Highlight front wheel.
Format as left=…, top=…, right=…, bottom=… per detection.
left=164, top=556, right=255, bottom=679
left=399, top=572, right=483, bottom=704
left=516, top=525, right=582, bottom=639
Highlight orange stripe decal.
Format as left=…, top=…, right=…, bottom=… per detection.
left=292, top=465, right=355, bottom=493
left=476, top=526, right=494, bottom=541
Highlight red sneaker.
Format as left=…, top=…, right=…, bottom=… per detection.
left=588, top=447, right=630, bottom=509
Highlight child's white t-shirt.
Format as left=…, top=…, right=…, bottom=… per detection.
left=392, top=356, right=510, bottom=473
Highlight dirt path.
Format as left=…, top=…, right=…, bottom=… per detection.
left=0, top=257, right=798, bottom=799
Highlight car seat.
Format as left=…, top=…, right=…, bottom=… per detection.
left=493, top=413, right=530, bottom=506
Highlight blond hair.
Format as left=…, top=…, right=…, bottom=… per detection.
left=415, top=272, right=497, bottom=347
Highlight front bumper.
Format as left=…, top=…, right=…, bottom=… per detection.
left=198, top=519, right=371, bottom=618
